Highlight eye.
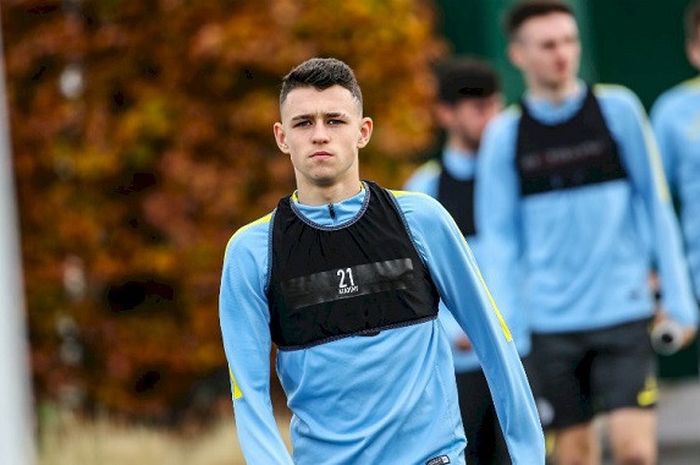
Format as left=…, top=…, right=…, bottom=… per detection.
left=328, top=119, right=345, bottom=125
left=293, top=120, right=311, bottom=128
left=541, top=40, right=557, bottom=51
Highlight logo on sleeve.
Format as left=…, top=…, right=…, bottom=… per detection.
left=426, top=455, right=450, bottom=465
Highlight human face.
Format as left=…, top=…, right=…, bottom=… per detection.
left=274, top=85, right=372, bottom=193
left=687, top=25, right=700, bottom=70
left=509, top=12, right=581, bottom=93
left=437, top=94, right=503, bottom=152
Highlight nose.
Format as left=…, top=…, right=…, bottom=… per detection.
left=311, top=122, right=330, bottom=144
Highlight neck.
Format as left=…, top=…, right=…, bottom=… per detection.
left=446, top=135, right=477, bottom=155
left=296, top=178, right=363, bottom=205
left=527, top=78, right=579, bottom=105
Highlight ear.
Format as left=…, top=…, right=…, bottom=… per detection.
left=687, top=40, right=700, bottom=70
left=434, top=102, right=454, bottom=129
left=357, top=116, right=374, bottom=149
left=273, top=122, right=290, bottom=154
left=508, top=40, right=524, bottom=70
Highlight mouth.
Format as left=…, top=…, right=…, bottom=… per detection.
left=554, top=60, right=569, bottom=73
left=310, top=151, right=333, bottom=159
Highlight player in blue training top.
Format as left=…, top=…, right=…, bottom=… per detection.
left=218, top=57, right=544, bottom=465
left=405, top=57, right=528, bottom=465
left=651, top=0, right=700, bottom=307
left=476, top=2, right=698, bottom=465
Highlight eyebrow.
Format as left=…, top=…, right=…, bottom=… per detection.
left=290, top=112, right=349, bottom=122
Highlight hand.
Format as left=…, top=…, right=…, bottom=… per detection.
left=455, top=335, right=473, bottom=352
left=680, top=325, right=698, bottom=347
left=653, top=311, right=697, bottom=349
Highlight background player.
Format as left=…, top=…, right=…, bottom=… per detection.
left=651, top=0, right=700, bottom=314
left=405, top=57, right=527, bottom=465
left=476, top=1, right=698, bottom=464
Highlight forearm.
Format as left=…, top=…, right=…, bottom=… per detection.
left=441, top=243, right=544, bottom=464
left=629, top=104, right=698, bottom=326
left=228, top=369, right=294, bottom=464
left=219, top=227, right=295, bottom=465
left=221, top=310, right=294, bottom=464
left=406, top=199, right=544, bottom=463
left=651, top=197, right=699, bottom=326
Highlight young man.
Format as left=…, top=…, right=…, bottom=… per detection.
left=475, top=2, right=698, bottom=465
left=405, top=58, right=526, bottom=465
left=651, top=0, right=700, bottom=307
left=219, top=57, right=544, bottom=465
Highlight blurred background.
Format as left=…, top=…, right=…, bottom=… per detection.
left=0, top=0, right=698, bottom=464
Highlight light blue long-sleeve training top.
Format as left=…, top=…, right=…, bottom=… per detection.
left=405, top=148, right=530, bottom=372
left=651, top=76, right=700, bottom=302
left=219, top=185, right=544, bottom=465
left=476, top=83, right=698, bottom=334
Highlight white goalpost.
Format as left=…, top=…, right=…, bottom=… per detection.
left=0, top=5, right=36, bottom=464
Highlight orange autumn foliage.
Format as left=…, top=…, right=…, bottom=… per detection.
left=2, top=0, right=444, bottom=418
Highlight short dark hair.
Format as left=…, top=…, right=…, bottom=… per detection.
left=279, top=57, right=363, bottom=108
left=505, top=0, right=575, bottom=40
left=435, top=57, right=500, bottom=104
left=685, top=1, right=700, bottom=42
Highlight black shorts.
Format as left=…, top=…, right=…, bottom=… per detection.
left=530, top=318, right=657, bottom=430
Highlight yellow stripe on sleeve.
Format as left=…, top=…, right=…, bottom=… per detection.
left=388, top=189, right=436, bottom=201
left=226, top=212, right=273, bottom=250
left=681, top=75, right=700, bottom=89
left=229, top=366, right=243, bottom=400
left=450, top=214, right=514, bottom=343
left=505, top=103, right=522, bottom=116
left=391, top=189, right=513, bottom=341
left=389, top=189, right=412, bottom=198
left=638, top=112, right=671, bottom=203
left=469, top=249, right=514, bottom=342
left=594, top=84, right=671, bottom=202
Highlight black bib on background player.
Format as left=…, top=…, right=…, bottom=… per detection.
left=267, top=181, right=440, bottom=351
left=516, top=86, right=627, bottom=196
left=437, top=161, right=476, bottom=237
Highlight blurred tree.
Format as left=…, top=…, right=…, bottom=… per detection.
left=2, top=0, right=444, bottom=418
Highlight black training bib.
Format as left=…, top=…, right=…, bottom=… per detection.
left=437, top=162, right=476, bottom=237
left=267, top=181, right=439, bottom=351
left=516, top=86, right=627, bottom=196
